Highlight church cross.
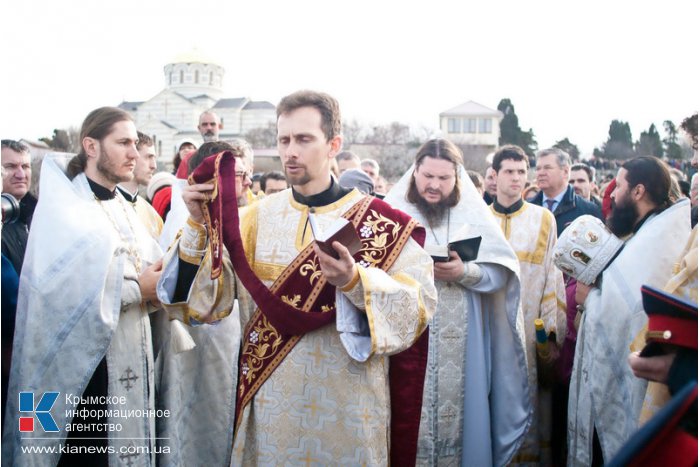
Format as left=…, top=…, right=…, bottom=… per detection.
left=119, top=367, right=139, bottom=391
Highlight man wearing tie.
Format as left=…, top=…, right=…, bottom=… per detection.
left=531, top=148, right=601, bottom=236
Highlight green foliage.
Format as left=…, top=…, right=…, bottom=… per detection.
left=39, top=128, right=80, bottom=152
left=497, top=98, right=538, bottom=157
left=600, top=120, right=635, bottom=160
left=663, top=120, right=683, bottom=160
left=635, top=124, right=663, bottom=157
left=553, top=138, right=581, bottom=160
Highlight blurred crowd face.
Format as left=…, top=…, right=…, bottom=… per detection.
left=484, top=167, right=497, bottom=196
left=265, top=178, right=288, bottom=195
left=536, top=153, right=569, bottom=196
left=569, top=169, right=592, bottom=200
left=1, top=146, right=31, bottom=200
left=133, top=143, right=157, bottom=186
left=198, top=112, right=221, bottom=142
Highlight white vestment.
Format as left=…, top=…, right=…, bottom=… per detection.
left=158, top=188, right=437, bottom=466
left=491, top=201, right=567, bottom=466
left=567, top=199, right=691, bottom=466
left=385, top=166, right=531, bottom=467
left=2, top=156, right=162, bottom=467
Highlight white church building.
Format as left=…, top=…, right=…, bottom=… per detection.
left=118, top=51, right=276, bottom=167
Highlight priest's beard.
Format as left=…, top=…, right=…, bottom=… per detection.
left=97, top=147, right=133, bottom=185
left=408, top=186, right=459, bottom=229
left=416, top=196, right=451, bottom=228
left=607, top=197, right=639, bottom=237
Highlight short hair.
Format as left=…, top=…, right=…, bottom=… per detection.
left=336, top=151, right=361, bottom=163
left=492, top=144, right=529, bottom=172
left=360, top=158, right=380, bottom=172
left=187, top=141, right=235, bottom=175
left=199, top=110, right=221, bottom=124
left=680, top=113, right=698, bottom=150
left=67, top=106, right=133, bottom=179
left=277, top=90, right=341, bottom=142
left=225, top=138, right=254, bottom=165
left=570, top=163, right=594, bottom=183
left=536, top=147, right=571, bottom=168
left=467, top=170, right=484, bottom=190
left=136, top=131, right=153, bottom=150
left=408, top=138, right=463, bottom=207
left=1, top=139, right=29, bottom=154
left=260, top=170, right=286, bottom=193
left=621, top=156, right=672, bottom=210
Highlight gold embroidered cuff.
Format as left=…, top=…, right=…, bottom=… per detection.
left=179, top=217, right=208, bottom=264
left=340, top=264, right=360, bottom=292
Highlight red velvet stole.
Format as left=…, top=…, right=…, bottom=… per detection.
left=190, top=151, right=428, bottom=465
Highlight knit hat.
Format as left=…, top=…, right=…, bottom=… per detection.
left=338, top=168, right=374, bottom=194
left=146, top=171, right=177, bottom=201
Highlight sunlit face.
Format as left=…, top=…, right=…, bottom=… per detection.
left=496, top=159, right=528, bottom=201
left=536, top=153, right=569, bottom=194
left=690, top=175, right=697, bottom=207
left=484, top=167, right=497, bottom=196
left=264, top=178, right=287, bottom=195
left=1, top=147, right=31, bottom=200
left=133, top=143, right=157, bottom=186
left=374, top=177, right=387, bottom=194
left=277, top=106, right=340, bottom=196
left=414, top=157, right=457, bottom=204
left=569, top=169, right=591, bottom=199
left=91, top=120, right=139, bottom=187
left=198, top=113, right=221, bottom=141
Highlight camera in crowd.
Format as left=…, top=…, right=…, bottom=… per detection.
left=1, top=193, right=20, bottom=225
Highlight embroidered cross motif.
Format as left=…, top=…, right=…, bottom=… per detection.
left=119, top=367, right=139, bottom=391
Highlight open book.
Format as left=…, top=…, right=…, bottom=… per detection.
left=308, top=213, right=362, bottom=259
left=425, top=236, right=482, bottom=263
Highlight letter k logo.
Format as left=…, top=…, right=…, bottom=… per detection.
left=19, top=392, right=59, bottom=432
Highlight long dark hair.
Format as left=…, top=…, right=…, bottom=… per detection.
left=66, top=107, right=132, bottom=179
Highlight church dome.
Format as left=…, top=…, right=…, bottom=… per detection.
left=164, top=48, right=225, bottom=100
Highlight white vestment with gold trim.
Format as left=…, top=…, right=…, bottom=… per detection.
left=158, top=188, right=437, bottom=466
left=491, top=202, right=567, bottom=466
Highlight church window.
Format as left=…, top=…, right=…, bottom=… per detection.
left=180, top=70, right=184, bottom=83
left=209, top=71, right=213, bottom=84
left=195, top=70, right=199, bottom=84
left=478, top=118, right=492, bottom=133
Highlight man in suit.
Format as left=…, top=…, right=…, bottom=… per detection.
left=532, top=148, right=602, bottom=236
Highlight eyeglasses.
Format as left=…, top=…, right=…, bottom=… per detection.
left=235, top=171, right=251, bottom=179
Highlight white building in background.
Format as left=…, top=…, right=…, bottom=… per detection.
left=440, top=100, right=503, bottom=164
left=118, top=50, right=276, bottom=168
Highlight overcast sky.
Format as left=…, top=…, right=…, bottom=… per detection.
left=2, top=0, right=697, bottom=155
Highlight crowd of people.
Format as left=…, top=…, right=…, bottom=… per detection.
left=0, top=93, right=696, bottom=466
